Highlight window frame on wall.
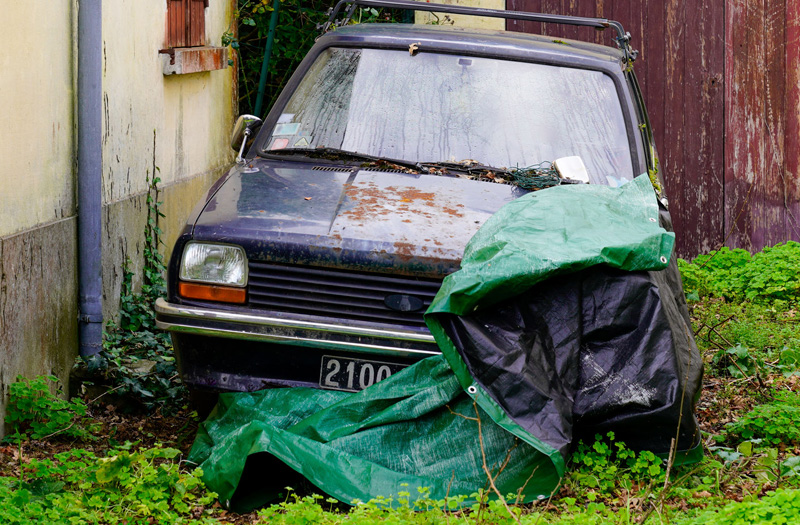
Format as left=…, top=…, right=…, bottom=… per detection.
left=165, top=0, right=209, bottom=48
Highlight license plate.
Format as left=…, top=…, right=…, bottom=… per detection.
left=319, top=356, right=406, bottom=392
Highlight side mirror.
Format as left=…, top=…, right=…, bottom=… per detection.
left=230, top=115, right=263, bottom=161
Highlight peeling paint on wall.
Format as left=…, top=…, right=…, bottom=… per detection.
left=0, top=220, right=78, bottom=435
left=0, top=0, right=237, bottom=430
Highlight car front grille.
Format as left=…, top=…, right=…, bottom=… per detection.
left=247, top=262, right=442, bottom=328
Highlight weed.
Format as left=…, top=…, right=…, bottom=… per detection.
left=78, top=173, right=184, bottom=412
left=3, top=375, right=95, bottom=442
left=676, top=488, right=800, bottom=524
left=679, top=247, right=752, bottom=300
left=726, top=391, right=800, bottom=446
left=711, top=344, right=763, bottom=379
left=689, top=297, right=800, bottom=381
left=0, top=444, right=218, bottom=524
left=679, top=241, right=800, bottom=305
left=567, top=432, right=664, bottom=497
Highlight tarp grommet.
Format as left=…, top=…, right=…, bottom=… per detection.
left=467, top=385, right=478, bottom=394
left=649, top=217, right=657, bottom=222
left=660, top=256, right=667, bottom=264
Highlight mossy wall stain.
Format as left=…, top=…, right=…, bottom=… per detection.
left=0, top=219, right=78, bottom=435
left=0, top=0, right=236, bottom=434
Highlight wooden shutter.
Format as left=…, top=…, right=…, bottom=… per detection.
left=189, top=0, right=207, bottom=46
left=166, top=0, right=206, bottom=48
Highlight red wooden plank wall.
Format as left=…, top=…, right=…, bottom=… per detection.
left=725, top=0, right=800, bottom=251
left=507, top=0, right=800, bottom=258
left=190, top=0, right=207, bottom=47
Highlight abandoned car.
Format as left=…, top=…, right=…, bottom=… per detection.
left=155, top=0, right=668, bottom=396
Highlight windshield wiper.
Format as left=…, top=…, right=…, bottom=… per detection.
left=419, top=160, right=512, bottom=176
left=421, top=160, right=587, bottom=190
left=269, top=147, right=420, bottom=172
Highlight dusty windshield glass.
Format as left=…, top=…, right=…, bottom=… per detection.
left=266, top=47, right=634, bottom=185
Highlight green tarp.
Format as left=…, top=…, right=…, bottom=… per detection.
left=189, top=355, right=560, bottom=510
left=426, top=173, right=674, bottom=317
left=188, top=175, right=699, bottom=510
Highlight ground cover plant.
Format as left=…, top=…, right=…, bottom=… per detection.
left=1, top=241, right=798, bottom=523
left=0, top=379, right=218, bottom=524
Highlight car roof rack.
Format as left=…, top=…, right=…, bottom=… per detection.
left=322, top=0, right=638, bottom=62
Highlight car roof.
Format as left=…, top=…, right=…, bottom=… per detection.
left=320, top=23, right=626, bottom=69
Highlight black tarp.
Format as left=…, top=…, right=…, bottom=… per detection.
left=434, top=264, right=702, bottom=460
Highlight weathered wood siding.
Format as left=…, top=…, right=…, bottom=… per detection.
left=167, top=0, right=188, bottom=48
left=725, top=0, right=800, bottom=251
left=507, top=0, right=800, bottom=258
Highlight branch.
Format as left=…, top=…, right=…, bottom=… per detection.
left=38, top=421, right=77, bottom=441
left=642, top=325, right=696, bottom=524
left=473, top=401, right=522, bottom=525
left=446, top=404, right=478, bottom=422
left=514, top=464, right=540, bottom=505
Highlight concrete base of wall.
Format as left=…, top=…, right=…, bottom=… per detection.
left=0, top=164, right=229, bottom=435
left=102, top=165, right=228, bottom=322
left=0, top=217, right=78, bottom=435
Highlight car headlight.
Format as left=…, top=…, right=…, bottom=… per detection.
left=179, top=242, right=248, bottom=287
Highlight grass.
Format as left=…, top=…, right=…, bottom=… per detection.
left=1, top=243, right=799, bottom=523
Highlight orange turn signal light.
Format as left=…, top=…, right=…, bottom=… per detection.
left=178, top=282, right=246, bottom=304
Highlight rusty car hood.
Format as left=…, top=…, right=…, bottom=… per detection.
left=192, top=161, right=528, bottom=277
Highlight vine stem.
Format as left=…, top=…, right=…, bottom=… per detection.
left=446, top=403, right=521, bottom=524
left=473, top=401, right=522, bottom=525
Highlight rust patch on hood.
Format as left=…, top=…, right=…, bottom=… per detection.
left=326, top=170, right=519, bottom=266
left=343, top=181, right=465, bottom=221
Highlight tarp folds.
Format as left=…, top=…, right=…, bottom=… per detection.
left=189, top=356, right=561, bottom=510
left=427, top=172, right=676, bottom=317
left=431, top=266, right=702, bottom=461
left=188, top=174, right=703, bottom=509
left=426, top=175, right=702, bottom=461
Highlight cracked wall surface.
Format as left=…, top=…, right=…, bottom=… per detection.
left=0, top=0, right=235, bottom=434
left=0, top=169, right=229, bottom=434
left=0, top=219, right=78, bottom=435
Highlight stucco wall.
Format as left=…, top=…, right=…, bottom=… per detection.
left=0, top=0, right=77, bottom=434
left=0, top=0, right=235, bottom=433
left=415, top=0, right=506, bottom=30
left=100, top=0, right=236, bottom=317
left=102, top=0, right=233, bottom=203
left=0, top=0, right=76, bottom=238
left=0, top=220, right=78, bottom=428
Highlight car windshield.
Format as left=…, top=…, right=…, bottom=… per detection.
left=264, top=47, right=634, bottom=185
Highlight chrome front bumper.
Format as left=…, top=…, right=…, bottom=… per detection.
left=154, top=298, right=440, bottom=358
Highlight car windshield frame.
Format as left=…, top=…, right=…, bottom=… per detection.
left=255, top=35, right=644, bottom=181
